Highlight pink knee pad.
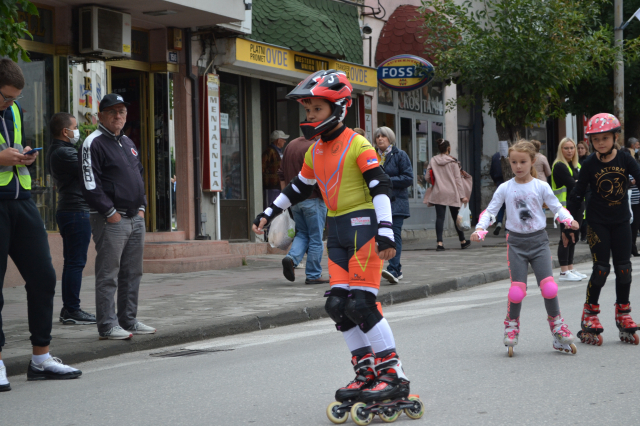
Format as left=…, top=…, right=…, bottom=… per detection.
left=508, top=282, right=527, bottom=303
left=540, top=277, right=558, bottom=299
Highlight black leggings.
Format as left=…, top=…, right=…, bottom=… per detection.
left=435, top=204, right=466, bottom=243
left=631, top=204, right=640, bottom=250
left=586, top=221, right=632, bottom=305
left=558, top=223, right=579, bottom=266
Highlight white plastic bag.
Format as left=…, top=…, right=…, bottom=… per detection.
left=268, top=209, right=296, bottom=250
left=457, top=204, right=471, bottom=231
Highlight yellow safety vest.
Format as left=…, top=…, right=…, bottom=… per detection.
left=0, top=103, right=31, bottom=190
left=551, top=161, right=580, bottom=206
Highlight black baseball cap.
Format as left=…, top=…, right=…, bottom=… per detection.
left=99, top=93, right=130, bottom=112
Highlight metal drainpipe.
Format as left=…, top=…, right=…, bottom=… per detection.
left=185, top=28, right=206, bottom=239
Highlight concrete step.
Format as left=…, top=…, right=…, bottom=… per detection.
left=143, top=254, right=243, bottom=274
left=144, top=240, right=230, bottom=260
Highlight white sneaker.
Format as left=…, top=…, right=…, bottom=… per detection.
left=99, top=325, right=133, bottom=340
left=0, top=365, right=10, bottom=391
left=558, top=271, right=582, bottom=282
left=126, top=322, right=156, bottom=335
left=27, top=357, right=82, bottom=381
left=569, top=269, right=588, bottom=279
left=398, top=273, right=404, bottom=280
left=381, top=270, right=399, bottom=284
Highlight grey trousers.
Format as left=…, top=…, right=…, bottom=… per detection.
left=90, top=214, right=145, bottom=333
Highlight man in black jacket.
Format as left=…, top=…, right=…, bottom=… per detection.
left=80, top=94, right=155, bottom=340
left=48, top=112, right=96, bottom=325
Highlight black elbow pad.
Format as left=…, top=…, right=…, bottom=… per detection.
left=363, top=167, right=391, bottom=199
left=282, top=175, right=314, bottom=206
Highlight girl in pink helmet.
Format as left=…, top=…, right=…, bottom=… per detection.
left=568, top=113, right=640, bottom=345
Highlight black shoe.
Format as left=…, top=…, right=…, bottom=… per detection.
left=0, top=365, right=10, bottom=392
left=461, top=240, right=471, bottom=250
left=60, top=308, right=96, bottom=325
left=493, top=223, right=502, bottom=236
left=633, top=245, right=639, bottom=257
left=436, top=245, right=445, bottom=251
left=305, top=278, right=330, bottom=285
left=27, top=358, right=82, bottom=381
left=282, top=257, right=295, bottom=282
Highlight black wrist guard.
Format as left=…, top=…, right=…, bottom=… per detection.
left=378, top=221, right=393, bottom=231
left=253, top=205, right=283, bottom=229
left=375, top=235, right=396, bottom=251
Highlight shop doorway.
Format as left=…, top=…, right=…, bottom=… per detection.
left=109, top=67, right=173, bottom=232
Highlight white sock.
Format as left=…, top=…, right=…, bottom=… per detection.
left=342, top=327, right=371, bottom=352
left=32, top=353, right=51, bottom=365
left=365, top=318, right=396, bottom=353
left=0, top=359, right=4, bottom=367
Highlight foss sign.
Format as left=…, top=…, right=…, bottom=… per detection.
left=377, top=55, right=435, bottom=92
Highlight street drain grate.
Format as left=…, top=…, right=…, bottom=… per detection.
left=150, top=348, right=234, bottom=358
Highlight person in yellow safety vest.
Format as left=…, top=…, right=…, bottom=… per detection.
left=0, top=59, right=82, bottom=393
left=551, top=137, right=585, bottom=283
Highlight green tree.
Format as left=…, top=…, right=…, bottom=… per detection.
left=563, top=0, right=640, bottom=138
left=421, top=0, right=640, bottom=140
left=0, top=0, right=38, bottom=62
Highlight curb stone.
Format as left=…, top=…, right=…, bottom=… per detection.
left=4, top=253, right=593, bottom=377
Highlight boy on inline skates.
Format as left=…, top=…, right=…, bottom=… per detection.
left=252, top=70, right=424, bottom=424
left=568, top=113, right=640, bottom=345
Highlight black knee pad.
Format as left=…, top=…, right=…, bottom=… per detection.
left=324, top=288, right=356, bottom=332
left=344, top=289, right=383, bottom=333
left=614, top=262, right=632, bottom=285
left=590, top=262, right=611, bottom=289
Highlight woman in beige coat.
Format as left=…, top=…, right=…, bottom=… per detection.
left=426, top=139, right=470, bottom=251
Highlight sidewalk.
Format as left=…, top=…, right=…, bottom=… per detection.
left=1, top=227, right=592, bottom=376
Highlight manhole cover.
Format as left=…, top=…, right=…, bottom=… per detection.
left=150, top=348, right=233, bottom=358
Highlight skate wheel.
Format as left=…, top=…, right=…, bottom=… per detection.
left=351, top=402, right=373, bottom=426
left=596, top=335, right=603, bottom=346
left=635, top=334, right=640, bottom=345
left=404, top=396, right=425, bottom=420
left=508, top=346, right=514, bottom=357
left=379, top=408, right=400, bottom=423
left=570, top=344, right=577, bottom=354
left=326, top=401, right=349, bottom=424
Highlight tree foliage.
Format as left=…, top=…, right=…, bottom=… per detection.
left=0, top=0, right=38, bottom=62
left=420, top=0, right=640, bottom=139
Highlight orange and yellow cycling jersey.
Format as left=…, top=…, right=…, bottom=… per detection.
left=300, top=128, right=380, bottom=217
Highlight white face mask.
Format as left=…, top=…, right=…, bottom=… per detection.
left=66, top=128, right=80, bottom=143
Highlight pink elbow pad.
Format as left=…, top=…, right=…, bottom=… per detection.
left=508, top=282, right=527, bottom=303
left=540, top=277, right=558, bottom=299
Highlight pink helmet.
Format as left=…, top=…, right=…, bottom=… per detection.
left=585, top=113, right=621, bottom=135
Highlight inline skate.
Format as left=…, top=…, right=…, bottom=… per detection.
left=547, top=314, right=577, bottom=354
left=504, top=316, right=519, bottom=357
left=615, top=303, right=639, bottom=345
left=349, top=351, right=424, bottom=425
left=577, top=303, right=604, bottom=346
left=326, top=353, right=375, bottom=424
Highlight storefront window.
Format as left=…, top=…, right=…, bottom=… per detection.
left=416, top=120, right=428, bottom=200
left=527, top=126, right=547, bottom=156
left=13, top=53, right=56, bottom=230
left=221, top=74, right=245, bottom=200
left=378, top=83, right=394, bottom=107
left=398, top=89, right=421, bottom=113
left=431, top=121, right=444, bottom=158
left=421, top=82, right=444, bottom=116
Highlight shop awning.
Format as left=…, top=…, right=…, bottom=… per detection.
left=216, top=38, right=377, bottom=92
left=251, top=0, right=363, bottom=64
left=375, top=5, right=436, bottom=66
left=53, top=0, right=245, bottom=28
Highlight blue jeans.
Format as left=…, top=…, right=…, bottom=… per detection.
left=496, top=204, right=506, bottom=223
left=56, top=211, right=91, bottom=312
left=287, top=198, right=327, bottom=279
left=387, top=215, right=404, bottom=277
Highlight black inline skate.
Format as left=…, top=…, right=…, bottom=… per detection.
left=349, top=350, right=424, bottom=425
left=326, top=353, right=375, bottom=424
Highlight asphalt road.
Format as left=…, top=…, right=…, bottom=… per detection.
left=2, top=266, right=640, bottom=426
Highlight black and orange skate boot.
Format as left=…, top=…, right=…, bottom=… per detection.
left=615, top=303, right=640, bottom=345
left=326, top=353, right=375, bottom=424
left=577, top=303, right=604, bottom=346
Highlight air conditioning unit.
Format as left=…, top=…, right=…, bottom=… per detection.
left=79, top=6, right=132, bottom=58
left=217, top=0, right=252, bottom=35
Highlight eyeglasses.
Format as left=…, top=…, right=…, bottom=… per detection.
left=103, top=109, right=128, bottom=117
left=0, top=90, right=24, bottom=104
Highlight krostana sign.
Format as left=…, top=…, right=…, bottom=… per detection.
left=377, top=55, right=435, bottom=92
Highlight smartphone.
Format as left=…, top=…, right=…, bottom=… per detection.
left=24, top=147, right=42, bottom=155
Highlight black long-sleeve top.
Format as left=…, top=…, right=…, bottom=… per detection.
left=553, top=161, right=582, bottom=218
left=568, top=150, right=640, bottom=224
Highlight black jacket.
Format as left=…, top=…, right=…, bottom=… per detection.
left=48, top=139, right=89, bottom=212
left=79, top=124, right=146, bottom=217
left=0, top=103, right=29, bottom=200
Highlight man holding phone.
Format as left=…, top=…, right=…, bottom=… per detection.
left=80, top=93, right=155, bottom=340
left=0, top=59, right=82, bottom=392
